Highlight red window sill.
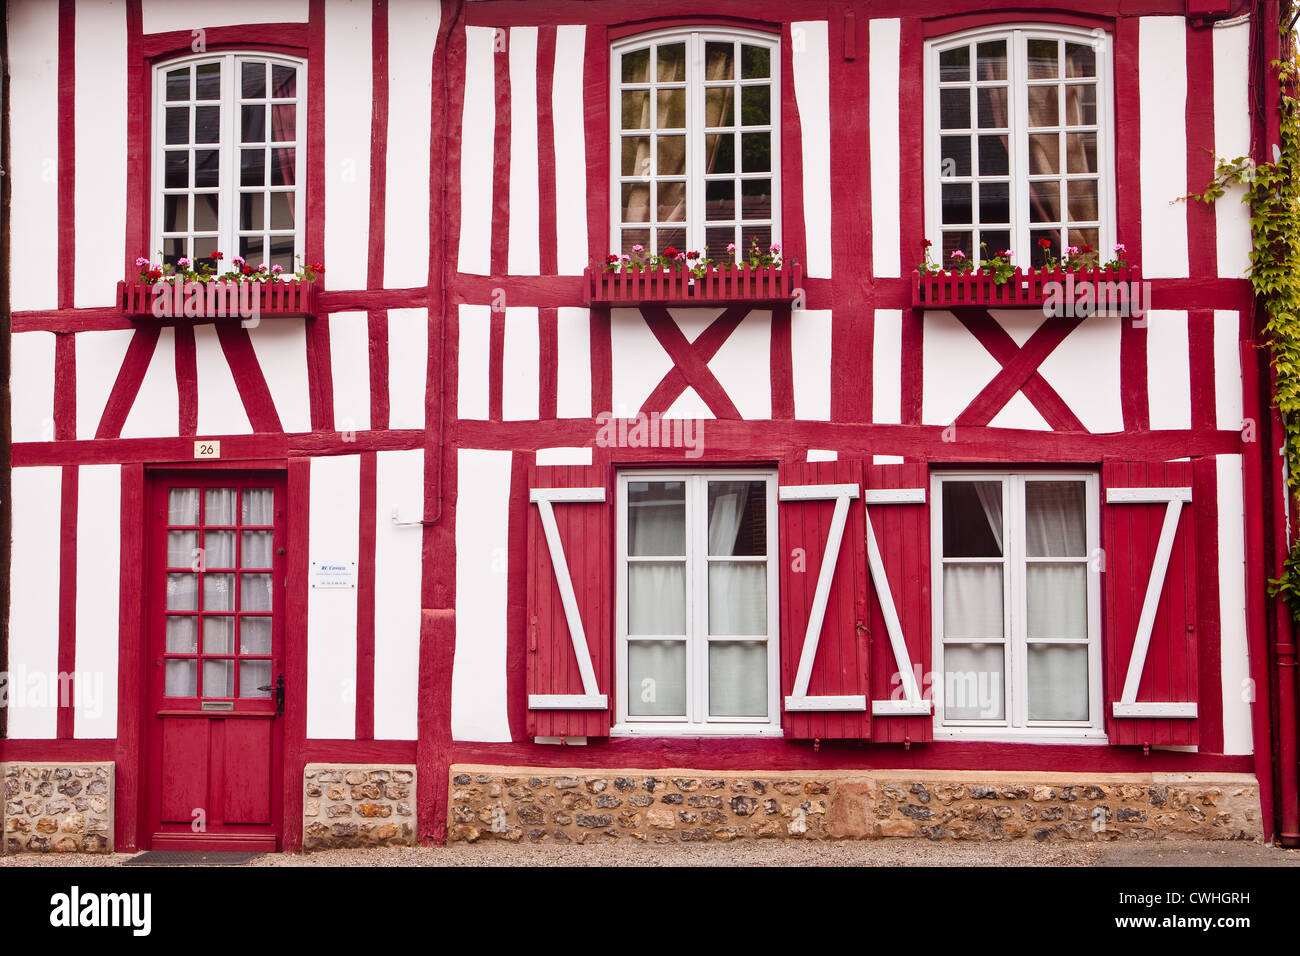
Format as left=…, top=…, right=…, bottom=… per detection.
left=117, top=279, right=318, bottom=320
left=584, top=263, right=803, bottom=307
left=913, top=265, right=1142, bottom=309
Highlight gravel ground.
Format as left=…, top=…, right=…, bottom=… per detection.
left=3, top=840, right=1299, bottom=867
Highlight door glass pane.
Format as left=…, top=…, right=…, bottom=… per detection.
left=205, top=530, right=236, bottom=568
left=203, top=659, right=234, bottom=698
left=706, top=480, right=766, bottom=555
left=708, top=642, right=767, bottom=716
left=166, top=617, right=198, bottom=654
left=942, top=481, right=1003, bottom=556
left=167, top=530, right=198, bottom=568
left=167, top=573, right=198, bottom=611
left=242, top=488, right=275, bottom=525
left=708, top=563, right=766, bottom=635
left=1025, top=481, right=1086, bottom=555
left=1027, top=564, right=1087, bottom=639
left=943, top=644, right=1004, bottom=720
left=628, top=481, right=685, bottom=555
left=1028, top=645, right=1089, bottom=720
left=241, top=660, right=272, bottom=699
left=627, top=640, right=686, bottom=716
left=205, top=488, right=237, bottom=525
left=168, top=488, right=199, bottom=524
left=203, top=616, right=235, bottom=654
left=628, top=563, right=685, bottom=634
left=241, top=617, right=273, bottom=655
left=242, top=531, right=274, bottom=568
left=241, top=573, right=273, bottom=612
left=204, top=573, right=235, bottom=612
left=165, top=659, right=197, bottom=697
left=942, top=565, right=1003, bottom=639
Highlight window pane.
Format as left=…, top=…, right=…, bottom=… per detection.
left=939, top=88, right=970, bottom=129
left=1030, top=181, right=1061, bottom=223
left=707, top=481, right=766, bottom=555
left=976, top=40, right=1007, bottom=80
left=708, top=563, right=766, bottom=635
left=203, top=659, right=234, bottom=698
left=941, top=183, right=972, bottom=224
left=1028, top=645, right=1089, bottom=720
left=166, top=617, right=198, bottom=654
left=167, top=530, right=198, bottom=568
left=1067, top=179, right=1099, bottom=222
left=621, top=48, right=650, bottom=84
left=705, top=41, right=734, bottom=80
left=621, top=90, right=650, bottom=130
left=194, top=193, right=219, bottom=232
left=165, top=151, right=189, bottom=188
left=242, top=104, right=266, bottom=142
left=241, top=192, right=264, bottom=230
left=628, top=640, right=686, bottom=716
left=704, top=133, right=734, bottom=174
left=194, top=150, right=219, bottom=188
left=705, top=180, right=735, bottom=221
left=1066, top=43, right=1097, bottom=78
left=657, top=181, right=686, bottom=223
left=163, top=194, right=189, bottom=232
left=1028, top=86, right=1059, bottom=127
left=243, top=488, right=274, bottom=525
left=204, top=616, right=235, bottom=654
left=240, top=235, right=264, bottom=261
left=740, top=224, right=770, bottom=254
left=709, top=643, right=767, bottom=717
left=978, top=134, right=1010, bottom=176
left=940, top=46, right=970, bottom=82
left=165, top=660, right=197, bottom=697
left=622, top=135, right=651, bottom=176
left=943, top=643, right=1004, bottom=720
left=271, top=63, right=297, bottom=98
left=269, top=235, right=295, bottom=273
left=205, top=488, right=236, bottom=524
left=979, top=181, right=1010, bottom=224
left=657, top=135, right=686, bottom=176
left=165, top=107, right=189, bottom=145
left=270, top=103, right=296, bottom=142
left=167, top=573, right=198, bottom=611
left=1025, top=481, right=1086, bottom=555
left=941, top=481, right=1003, bottom=557
left=1031, top=229, right=1061, bottom=266
left=977, top=87, right=1007, bottom=129
left=194, top=105, right=219, bottom=144
left=741, top=85, right=769, bottom=126
left=242, top=530, right=274, bottom=568
left=740, top=180, right=772, bottom=222
left=1028, top=133, right=1060, bottom=174
left=1066, top=132, right=1098, bottom=174
left=943, top=565, right=1003, bottom=639
left=204, top=530, right=236, bottom=568
left=166, top=67, right=190, bottom=102
left=241, top=617, right=273, bottom=655
left=628, top=563, right=685, bottom=634
left=1027, top=564, right=1087, bottom=639
left=1027, top=39, right=1059, bottom=79
left=657, top=88, right=686, bottom=129
left=270, top=148, right=295, bottom=186
left=240, top=661, right=272, bottom=699
left=628, top=481, right=685, bottom=555
left=241, top=148, right=265, bottom=187
left=704, top=87, right=734, bottom=128
left=1066, top=84, right=1097, bottom=126
left=241, top=60, right=266, bottom=98
left=241, top=573, right=273, bottom=613
left=741, top=45, right=770, bottom=79
left=741, top=132, right=770, bottom=172
left=195, top=62, right=221, bottom=100
left=621, top=184, right=649, bottom=223
left=941, top=136, right=971, bottom=177
left=204, top=573, right=235, bottom=612
left=656, top=43, right=686, bottom=82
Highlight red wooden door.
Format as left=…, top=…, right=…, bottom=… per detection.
left=145, top=472, right=287, bottom=851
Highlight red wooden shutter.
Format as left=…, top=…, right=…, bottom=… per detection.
left=526, top=465, right=612, bottom=738
left=777, top=460, right=870, bottom=739
left=1102, top=460, right=1199, bottom=747
left=864, top=463, right=934, bottom=743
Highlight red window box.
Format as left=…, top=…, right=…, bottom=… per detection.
left=913, top=265, right=1142, bottom=310
left=584, top=263, right=803, bottom=307
left=116, top=279, right=318, bottom=320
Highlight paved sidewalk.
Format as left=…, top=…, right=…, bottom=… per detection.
left=3, top=840, right=1299, bottom=867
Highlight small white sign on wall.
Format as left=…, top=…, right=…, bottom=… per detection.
left=311, top=560, right=358, bottom=589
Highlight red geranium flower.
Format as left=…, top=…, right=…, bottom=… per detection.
left=686, top=250, right=700, bottom=259
left=663, top=247, right=679, bottom=258
left=607, top=254, right=620, bottom=264
left=1037, top=237, right=1052, bottom=249
left=242, top=265, right=253, bottom=275
left=1081, top=244, right=1093, bottom=253
left=311, top=262, right=325, bottom=273
left=147, top=269, right=162, bottom=282
left=211, top=251, right=224, bottom=261
left=922, top=238, right=932, bottom=248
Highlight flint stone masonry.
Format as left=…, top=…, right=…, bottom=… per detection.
left=446, top=767, right=1262, bottom=844
left=302, top=764, right=416, bottom=851
left=3, top=763, right=115, bottom=855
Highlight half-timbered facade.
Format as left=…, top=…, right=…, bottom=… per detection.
left=2, top=0, right=1294, bottom=852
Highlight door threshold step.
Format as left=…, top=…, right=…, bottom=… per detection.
left=123, top=851, right=263, bottom=867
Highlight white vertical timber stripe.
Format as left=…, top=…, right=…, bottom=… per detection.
left=508, top=27, right=541, bottom=275
left=709, top=311, right=771, bottom=419
left=373, top=449, right=424, bottom=739
left=307, top=454, right=361, bottom=739
left=807, top=449, right=837, bottom=462
left=8, top=467, right=63, bottom=738
left=388, top=308, right=429, bottom=429
left=75, top=465, right=121, bottom=738
left=452, top=449, right=514, bottom=741
left=791, top=21, right=832, bottom=279
left=1214, top=310, right=1244, bottom=432
left=142, top=0, right=308, bottom=32
left=458, top=304, right=491, bottom=419
left=122, top=328, right=180, bottom=438
left=872, top=309, right=902, bottom=424
left=791, top=309, right=832, bottom=420
left=329, top=311, right=371, bottom=432
left=537, top=447, right=593, bottom=465
left=384, top=0, right=440, bottom=288
left=1213, top=18, right=1252, bottom=279
left=1216, top=454, right=1253, bottom=754
left=74, top=0, right=128, bottom=308
left=1146, top=310, right=1191, bottom=430
left=1139, top=17, right=1189, bottom=279
left=503, top=307, right=541, bottom=420
left=247, top=320, right=312, bottom=433
left=556, top=307, right=592, bottom=417
left=459, top=26, right=497, bottom=275
left=75, top=331, right=136, bottom=441
left=193, top=325, right=253, bottom=435
left=8, top=0, right=59, bottom=311
left=324, top=0, right=372, bottom=291
left=869, top=20, right=901, bottom=278
left=553, top=26, right=589, bottom=274
left=11, top=332, right=56, bottom=443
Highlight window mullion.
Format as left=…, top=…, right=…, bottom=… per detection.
left=224, top=54, right=238, bottom=260
left=688, top=34, right=704, bottom=254
left=1011, top=32, right=1031, bottom=267
left=1008, top=474, right=1028, bottom=729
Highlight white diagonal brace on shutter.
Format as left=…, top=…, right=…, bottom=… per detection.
left=779, top=482, right=866, bottom=712
left=863, top=488, right=932, bottom=716
left=1106, top=485, right=1198, bottom=719
left=529, top=487, right=608, bottom=710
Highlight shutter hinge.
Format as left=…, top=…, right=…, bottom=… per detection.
left=529, top=615, right=537, bottom=652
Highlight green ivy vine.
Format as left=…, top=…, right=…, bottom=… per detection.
left=1182, top=13, right=1300, bottom=617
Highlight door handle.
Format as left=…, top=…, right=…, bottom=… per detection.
left=259, top=674, right=285, bottom=716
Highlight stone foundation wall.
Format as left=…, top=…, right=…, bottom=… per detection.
left=447, top=767, right=1262, bottom=844
left=3, top=762, right=115, bottom=854
left=302, top=764, right=417, bottom=850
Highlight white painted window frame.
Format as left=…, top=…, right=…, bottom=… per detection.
left=930, top=470, right=1106, bottom=743
left=923, top=24, right=1116, bottom=268
left=150, top=51, right=306, bottom=268
left=613, top=469, right=781, bottom=736
left=609, top=27, right=782, bottom=258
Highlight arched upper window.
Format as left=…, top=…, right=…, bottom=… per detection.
left=151, top=52, right=305, bottom=270
left=611, top=29, right=780, bottom=260
left=925, top=25, right=1115, bottom=268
